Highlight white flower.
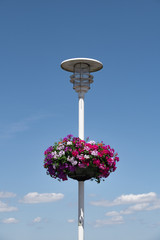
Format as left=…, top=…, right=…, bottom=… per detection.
left=67, top=141, right=72, bottom=145
left=84, top=154, right=90, bottom=159
left=67, top=156, right=75, bottom=162
left=52, top=164, right=56, bottom=169
left=59, top=150, right=65, bottom=157
left=57, top=144, right=65, bottom=150
left=91, top=150, right=98, bottom=156
left=88, top=140, right=96, bottom=145
left=51, top=151, right=58, bottom=159
left=72, top=160, right=77, bottom=166
left=67, top=156, right=77, bottom=166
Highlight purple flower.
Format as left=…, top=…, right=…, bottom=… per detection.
left=69, top=166, right=76, bottom=172
left=63, top=137, right=68, bottom=141
left=67, top=134, right=73, bottom=138
left=78, top=163, right=86, bottom=168
left=46, top=153, right=53, bottom=159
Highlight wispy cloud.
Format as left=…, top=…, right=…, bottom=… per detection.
left=32, top=217, right=42, bottom=223
left=94, top=215, right=124, bottom=227
left=105, top=203, right=151, bottom=217
left=67, top=219, right=75, bottom=223
left=1, top=218, right=18, bottom=224
left=20, top=192, right=64, bottom=204
left=0, top=201, right=18, bottom=212
left=105, top=211, right=120, bottom=216
left=0, top=114, right=51, bottom=139
left=0, top=192, right=16, bottom=198
left=120, top=203, right=150, bottom=215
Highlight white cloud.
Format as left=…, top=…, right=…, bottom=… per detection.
left=105, top=211, right=119, bottom=216
left=146, top=199, right=160, bottom=210
left=33, top=217, right=42, bottom=223
left=114, top=192, right=157, bottom=205
left=120, top=203, right=150, bottom=215
left=102, top=192, right=160, bottom=219
left=95, top=215, right=124, bottom=227
left=90, top=192, right=157, bottom=207
left=67, top=219, right=75, bottom=223
left=0, top=201, right=18, bottom=212
left=0, top=192, right=16, bottom=198
left=2, top=218, right=18, bottom=224
left=20, top=192, right=64, bottom=204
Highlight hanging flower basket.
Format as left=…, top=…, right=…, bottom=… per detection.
left=43, top=135, right=119, bottom=183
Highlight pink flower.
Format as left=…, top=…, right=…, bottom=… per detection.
left=98, top=152, right=103, bottom=157
left=99, top=164, right=106, bottom=170
left=84, top=146, right=90, bottom=151
left=102, top=149, right=109, bottom=155
left=72, top=150, right=79, bottom=157
left=93, top=159, right=100, bottom=166
left=78, top=155, right=85, bottom=161
left=92, top=145, right=98, bottom=150
left=115, top=156, right=119, bottom=162
left=107, top=158, right=114, bottom=165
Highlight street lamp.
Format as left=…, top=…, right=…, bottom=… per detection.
left=61, top=58, right=103, bottom=240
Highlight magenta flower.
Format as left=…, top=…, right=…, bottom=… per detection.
left=72, top=150, right=79, bottom=157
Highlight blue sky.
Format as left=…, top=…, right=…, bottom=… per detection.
left=0, top=0, right=160, bottom=239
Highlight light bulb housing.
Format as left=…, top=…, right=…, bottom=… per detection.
left=61, top=58, right=103, bottom=95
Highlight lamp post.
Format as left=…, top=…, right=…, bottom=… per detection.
left=61, top=58, right=103, bottom=240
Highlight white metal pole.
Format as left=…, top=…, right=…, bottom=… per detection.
left=78, top=181, right=84, bottom=240
left=79, top=93, right=84, bottom=140
left=78, top=92, right=85, bottom=240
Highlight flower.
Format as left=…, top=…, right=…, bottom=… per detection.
left=57, top=144, right=65, bottom=150
left=58, top=150, right=65, bottom=157
left=44, top=135, right=119, bottom=183
left=91, top=150, right=98, bottom=156
left=88, top=140, right=96, bottom=145
left=84, top=146, right=90, bottom=151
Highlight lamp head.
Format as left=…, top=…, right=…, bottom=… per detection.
left=61, top=58, right=103, bottom=96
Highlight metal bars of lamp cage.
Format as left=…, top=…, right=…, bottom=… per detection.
left=70, top=63, right=93, bottom=94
